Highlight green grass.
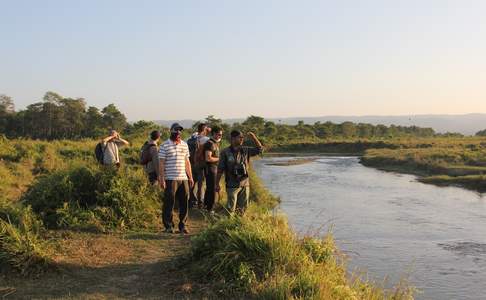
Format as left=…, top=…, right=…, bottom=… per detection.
left=0, top=202, right=51, bottom=274
left=0, top=135, right=414, bottom=299
left=359, top=137, right=486, bottom=191
left=189, top=208, right=414, bottom=299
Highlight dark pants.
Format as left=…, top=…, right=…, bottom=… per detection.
left=204, top=166, right=218, bottom=211
left=189, top=164, right=206, bottom=207
left=163, top=180, right=189, bottom=230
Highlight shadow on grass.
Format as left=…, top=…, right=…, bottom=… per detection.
left=1, top=257, right=220, bottom=299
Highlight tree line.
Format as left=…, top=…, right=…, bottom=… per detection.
left=1, top=92, right=443, bottom=141
left=0, top=92, right=128, bottom=139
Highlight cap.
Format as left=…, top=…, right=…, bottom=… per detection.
left=170, top=123, right=184, bottom=131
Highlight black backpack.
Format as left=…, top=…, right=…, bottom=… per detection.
left=140, top=142, right=156, bottom=165
left=187, top=135, right=198, bottom=164
left=94, top=143, right=106, bottom=164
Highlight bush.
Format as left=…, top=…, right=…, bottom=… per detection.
left=22, top=165, right=161, bottom=231
left=189, top=210, right=411, bottom=299
left=0, top=202, right=51, bottom=274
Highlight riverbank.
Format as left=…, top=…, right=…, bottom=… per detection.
left=1, top=137, right=413, bottom=299
left=267, top=137, right=486, bottom=193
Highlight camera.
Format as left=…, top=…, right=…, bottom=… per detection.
left=233, top=162, right=247, bottom=177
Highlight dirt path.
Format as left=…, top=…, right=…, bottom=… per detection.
left=1, top=210, right=210, bottom=299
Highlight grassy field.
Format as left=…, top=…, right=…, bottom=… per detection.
left=0, top=134, right=414, bottom=299
left=360, top=137, right=486, bottom=192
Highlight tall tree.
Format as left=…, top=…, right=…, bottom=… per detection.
left=0, top=94, right=15, bottom=113
left=101, top=103, right=127, bottom=131
left=0, top=94, right=15, bottom=134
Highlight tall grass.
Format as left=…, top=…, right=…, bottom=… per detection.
left=0, top=201, right=51, bottom=274
left=190, top=209, right=414, bottom=299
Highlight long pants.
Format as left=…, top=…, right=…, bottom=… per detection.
left=163, top=180, right=189, bottom=230
left=190, top=165, right=206, bottom=206
left=204, top=166, right=218, bottom=211
left=226, top=186, right=250, bottom=214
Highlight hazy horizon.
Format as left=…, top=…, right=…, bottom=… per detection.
left=2, top=1, right=486, bottom=120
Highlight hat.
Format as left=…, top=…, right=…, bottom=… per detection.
left=170, top=123, right=184, bottom=131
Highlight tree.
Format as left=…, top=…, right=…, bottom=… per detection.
left=84, top=106, right=104, bottom=137
left=101, top=104, right=127, bottom=131
left=0, top=94, right=15, bottom=113
left=60, top=98, right=87, bottom=138
left=0, top=94, right=15, bottom=134
left=476, top=129, right=486, bottom=137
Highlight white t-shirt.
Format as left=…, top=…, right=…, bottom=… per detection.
left=158, top=139, right=190, bottom=180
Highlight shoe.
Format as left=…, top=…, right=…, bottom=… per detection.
left=163, top=227, right=174, bottom=234
left=179, top=228, right=189, bottom=234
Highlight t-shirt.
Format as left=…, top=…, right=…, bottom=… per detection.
left=158, top=139, right=190, bottom=180
left=218, top=146, right=262, bottom=188
left=102, top=140, right=125, bottom=165
left=204, top=138, right=220, bottom=170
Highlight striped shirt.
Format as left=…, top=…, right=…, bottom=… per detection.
left=158, top=139, right=190, bottom=180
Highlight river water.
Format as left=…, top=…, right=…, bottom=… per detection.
left=253, top=156, right=486, bottom=300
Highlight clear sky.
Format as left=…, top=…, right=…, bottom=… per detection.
left=1, top=0, right=485, bottom=121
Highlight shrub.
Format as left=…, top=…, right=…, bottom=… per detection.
left=0, top=202, right=51, bottom=274
left=189, top=210, right=411, bottom=299
left=22, top=165, right=161, bottom=231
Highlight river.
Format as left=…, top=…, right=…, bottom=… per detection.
left=253, top=156, right=486, bottom=300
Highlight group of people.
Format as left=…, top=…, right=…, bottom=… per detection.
left=100, top=122, right=263, bottom=234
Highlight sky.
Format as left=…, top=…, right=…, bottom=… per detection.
left=1, top=0, right=486, bottom=121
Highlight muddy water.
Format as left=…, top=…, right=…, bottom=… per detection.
left=253, top=156, right=486, bottom=300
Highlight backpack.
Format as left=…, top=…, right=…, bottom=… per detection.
left=94, top=143, right=105, bottom=164
left=140, top=142, right=156, bottom=165
left=187, top=135, right=198, bottom=164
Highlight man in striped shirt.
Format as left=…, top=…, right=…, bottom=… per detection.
left=158, top=123, right=194, bottom=234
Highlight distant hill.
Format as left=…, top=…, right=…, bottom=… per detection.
left=154, top=114, right=486, bottom=136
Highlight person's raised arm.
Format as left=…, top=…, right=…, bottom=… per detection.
left=102, top=134, right=115, bottom=143
left=115, top=133, right=129, bottom=146
left=247, top=132, right=263, bottom=148
left=247, top=132, right=263, bottom=157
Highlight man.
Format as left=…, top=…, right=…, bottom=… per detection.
left=142, top=130, right=161, bottom=185
left=216, top=130, right=263, bottom=215
left=203, top=126, right=223, bottom=213
left=159, top=123, right=194, bottom=234
left=101, top=129, right=129, bottom=167
left=187, top=123, right=211, bottom=208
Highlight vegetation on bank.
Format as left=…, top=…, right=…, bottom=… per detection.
left=189, top=209, right=413, bottom=299
left=360, top=137, right=486, bottom=192
left=0, top=134, right=414, bottom=299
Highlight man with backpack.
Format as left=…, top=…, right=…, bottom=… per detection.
left=187, top=123, right=211, bottom=208
left=141, top=130, right=161, bottom=184
left=97, top=130, right=129, bottom=167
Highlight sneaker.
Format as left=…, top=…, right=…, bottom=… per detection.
left=179, top=228, right=189, bottom=234
left=163, top=227, right=174, bottom=234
